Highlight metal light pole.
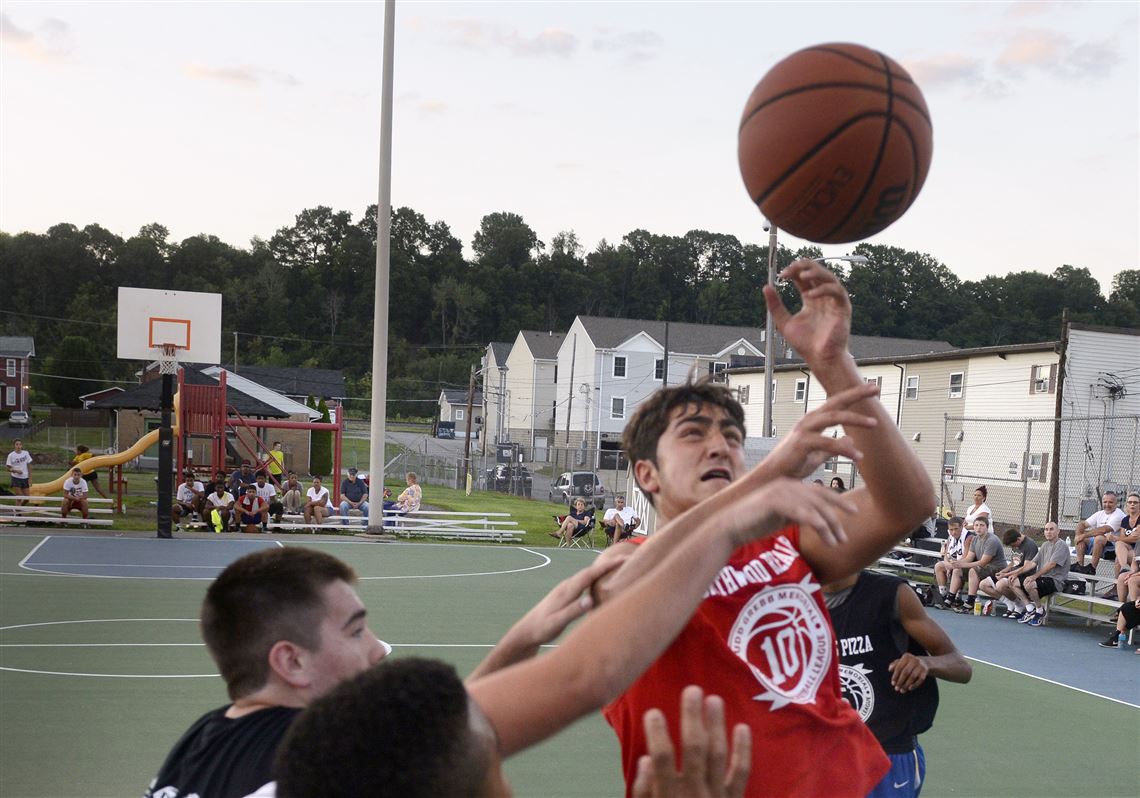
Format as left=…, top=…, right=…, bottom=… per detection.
left=762, top=221, right=777, bottom=439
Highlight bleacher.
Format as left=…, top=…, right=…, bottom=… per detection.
left=0, top=495, right=115, bottom=527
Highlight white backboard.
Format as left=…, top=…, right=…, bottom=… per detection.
left=117, top=287, right=222, bottom=363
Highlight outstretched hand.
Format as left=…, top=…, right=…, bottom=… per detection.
left=763, top=259, right=852, bottom=368
left=723, top=477, right=858, bottom=548
left=761, top=381, right=880, bottom=479
left=632, top=686, right=751, bottom=798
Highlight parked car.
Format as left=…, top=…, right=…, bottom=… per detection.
left=548, top=471, right=606, bottom=509
left=7, top=411, right=30, bottom=427
left=493, top=464, right=532, bottom=495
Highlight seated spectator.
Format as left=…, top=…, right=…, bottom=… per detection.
left=1107, top=492, right=1139, bottom=578
left=236, top=485, right=268, bottom=534
left=962, top=485, right=993, bottom=534
left=229, top=461, right=257, bottom=497
left=72, top=444, right=108, bottom=499
left=205, top=481, right=236, bottom=533
left=978, top=528, right=1039, bottom=616
left=60, top=467, right=90, bottom=522
left=551, top=498, right=593, bottom=546
left=395, top=472, right=422, bottom=512
left=830, top=476, right=846, bottom=492
left=1073, top=491, right=1125, bottom=574
left=281, top=472, right=305, bottom=515
left=1098, top=560, right=1140, bottom=651
left=931, top=518, right=971, bottom=610
left=949, top=518, right=1007, bottom=614
left=254, top=472, right=283, bottom=527
left=304, top=477, right=330, bottom=526
left=339, top=467, right=369, bottom=525
left=1011, top=521, right=1071, bottom=626
left=601, top=494, right=640, bottom=544
left=203, top=469, right=227, bottom=497
left=173, top=472, right=205, bottom=526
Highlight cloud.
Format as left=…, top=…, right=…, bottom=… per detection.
left=905, top=53, right=986, bottom=87
left=1, top=12, right=74, bottom=63
left=996, top=28, right=1120, bottom=78
left=1004, top=1, right=1060, bottom=18
left=591, top=28, right=664, bottom=63
left=183, top=63, right=300, bottom=88
left=443, top=18, right=578, bottom=58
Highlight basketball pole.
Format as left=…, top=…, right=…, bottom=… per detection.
left=763, top=222, right=777, bottom=439
left=157, top=351, right=174, bottom=539
left=366, top=0, right=395, bottom=533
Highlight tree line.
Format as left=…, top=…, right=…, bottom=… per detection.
left=2, top=207, right=1137, bottom=411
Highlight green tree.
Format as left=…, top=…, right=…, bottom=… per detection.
left=308, top=396, right=333, bottom=477
left=43, top=336, right=105, bottom=407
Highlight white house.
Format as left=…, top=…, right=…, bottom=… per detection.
left=502, top=330, right=565, bottom=459
left=481, top=341, right=512, bottom=445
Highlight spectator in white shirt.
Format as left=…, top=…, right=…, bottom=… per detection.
left=206, top=482, right=236, bottom=534
left=254, top=472, right=283, bottom=525
left=1073, top=491, right=1126, bottom=574
left=5, top=439, right=33, bottom=506
left=61, top=467, right=89, bottom=521
left=962, top=485, right=993, bottom=534
left=601, top=495, right=641, bottom=544
left=304, top=477, right=330, bottom=525
left=173, top=472, right=205, bottom=526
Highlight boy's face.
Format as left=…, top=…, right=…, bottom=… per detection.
left=948, top=523, right=962, bottom=538
left=634, top=401, right=744, bottom=521
left=973, top=519, right=988, bottom=535
left=305, top=580, right=389, bottom=699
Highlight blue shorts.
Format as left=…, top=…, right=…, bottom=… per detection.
left=866, top=743, right=925, bottom=798
left=11, top=477, right=29, bottom=489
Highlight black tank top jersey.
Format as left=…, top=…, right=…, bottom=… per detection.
left=828, top=571, right=939, bottom=753
left=144, top=705, right=300, bottom=798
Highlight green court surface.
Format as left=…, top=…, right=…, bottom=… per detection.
left=1, top=531, right=1136, bottom=798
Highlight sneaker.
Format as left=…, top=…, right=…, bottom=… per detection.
left=1017, top=609, right=1035, bottom=624
left=1098, top=632, right=1119, bottom=649
left=982, top=600, right=994, bottom=616
left=1002, top=609, right=1020, bottom=618
left=953, top=602, right=973, bottom=614
left=1027, top=611, right=1045, bottom=627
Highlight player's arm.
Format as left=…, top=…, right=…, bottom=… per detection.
left=889, top=584, right=972, bottom=693
left=764, top=261, right=935, bottom=584
left=468, top=480, right=857, bottom=757
left=591, top=383, right=878, bottom=605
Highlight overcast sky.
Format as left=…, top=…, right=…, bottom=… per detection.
left=2, top=1, right=1137, bottom=294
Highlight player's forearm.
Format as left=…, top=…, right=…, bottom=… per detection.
left=922, top=651, right=972, bottom=684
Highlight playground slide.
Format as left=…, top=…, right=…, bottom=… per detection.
left=30, top=395, right=181, bottom=496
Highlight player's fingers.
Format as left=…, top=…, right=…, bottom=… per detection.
left=704, top=695, right=729, bottom=795
left=632, top=755, right=656, bottom=798
left=725, top=724, right=752, bottom=798
left=762, top=284, right=792, bottom=329
left=798, top=409, right=878, bottom=433
left=643, top=708, right=678, bottom=782
left=678, top=685, right=708, bottom=787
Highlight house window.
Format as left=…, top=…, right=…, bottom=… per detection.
left=709, top=362, right=727, bottom=384
left=905, top=375, right=919, bottom=400
left=794, top=378, right=807, bottom=403
left=4, top=387, right=14, bottom=407
left=1008, top=460, right=1019, bottom=477
left=942, top=450, right=957, bottom=480
left=554, top=365, right=558, bottom=384
left=455, top=408, right=464, bottom=421
left=1030, top=365, right=1055, bottom=394
left=552, top=400, right=556, bottom=426
left=613, top=356, right=627, bottom=378
left=948, top=372, right=963, bottom=399
left=823, top=459, right=837, bottom=473
left=864, top=376, right=883, bottom=389
left=5, top=359, right=14, bottom=378
left=611, top=396, right=625, bottom=419
left=1027, top=453, right=1042, bottom=481
left=770, top=382, right=776, bottom=403
left=654, top=358, right=664, bottom=381
left=738, top=385, right=750, bottom=404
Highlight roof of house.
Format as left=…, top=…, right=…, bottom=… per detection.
left=202, top=368, right=320, bottom=420
left=0, top=337, right=35, bottom=358
left=488, top=341, right=513, bottom=366
left=577, top=316, right=764, bottom=355
left=90, top=368, right=288, bottom=417
left=518, top=330, right=566, bottom=360
left=440, top=389, right=484, bottom=407
left=78, top=387, right=125, bottom=401
left=845, top=334, right=957, bottom=359
left=729, top=339, right=1058, bottom=374
left=222, top=365, right=346, bottom=399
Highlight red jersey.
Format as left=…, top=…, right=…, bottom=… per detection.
left=603, top=527, right=888, bottom=797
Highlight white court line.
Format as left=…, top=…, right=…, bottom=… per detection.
left=356, top=547, right=551, bottom=580
left=21, top=562, right=233, bottom=569
left=966, top=655, right=1140, bottom=709
left=0, top=618, right=198, bottom=632
left=0, top=667, right=218, bottom=678
left=1, top=642, right=202, bottom=647
left=16, top=535, right=52, bottom=570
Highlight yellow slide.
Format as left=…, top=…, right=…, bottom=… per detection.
left=29, top=394, right=180, bottom=496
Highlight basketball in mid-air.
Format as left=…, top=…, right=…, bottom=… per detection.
left=738, top=43, right=933, bottom=244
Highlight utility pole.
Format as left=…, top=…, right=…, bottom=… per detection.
left=462, top=364, right=476, bottom=493
left=233, top=331, right=238, bottom=372
left=762, top=223, right=778, bottom=437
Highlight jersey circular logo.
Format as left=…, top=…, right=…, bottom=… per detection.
left=727, top=579, right=832, bottom=709
left=838, top=663, right=875, bottom=722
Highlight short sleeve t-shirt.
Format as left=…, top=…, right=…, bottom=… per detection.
left=971, top=533, right=1007, bottom=570
left=1085, top=507, right=1125, bottom=533
left=944, top=532, right=969, bottom=560
left=1033, top=539, right=1071, bottom=587
left=255, top=483, right=278, bottom=502
left=1013, top=536, right=1039, bottom=565
left=207, top=492, right=235, bottom=509
left=63, top=477, right=88, bottom=496
left=307, top=487, right=330, bottom=505
left=964, top=502, right=994, bottom=533
left=177, top=482, right=204, bottom=504
left=604, top=507, right=638, bottom=525
left=6, top=450, right=32, bottom=479
left=398, top=483, right=421, bottom=512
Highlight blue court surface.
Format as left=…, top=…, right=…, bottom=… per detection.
left=18, top=535, right=282, bottom=579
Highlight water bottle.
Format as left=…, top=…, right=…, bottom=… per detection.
left=1118, top=632, right=1128, bottom=650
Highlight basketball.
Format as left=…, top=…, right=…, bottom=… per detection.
left=738, top=43, right=933, bottom=244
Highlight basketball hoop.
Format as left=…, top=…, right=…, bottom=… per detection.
left=157, top=343, right=180, bottom=375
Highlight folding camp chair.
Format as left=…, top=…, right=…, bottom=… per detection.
left=554, top=512, right=596, bottom=549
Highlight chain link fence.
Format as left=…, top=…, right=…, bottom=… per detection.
left=941, top=413, right=1139, bottom=531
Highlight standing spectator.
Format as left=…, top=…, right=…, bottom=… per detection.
left=825, top=570, right=972, bottom=798
left=236, top=485, right=269, bottom=534
left=1010, top=521, right=1071, bottom=626
left=229, top=461, right=256, bottom=497
left=601, top=495, right=640, bottom=544
left=254, top=472, right=282, bottom=527
left=71, top=444, right=108, bottom=499
left=281, top=472, right=305, bottom=516
left=962, top=485, right=993, bottom=534
left=205, top=481, right=236, bottom=533
left=60, top=467, right=90, bottom=522
left=949, top=518, right=1007, bottom=614
left=1106, top=492, right=1139, bottom=577
left=339, top=467, right=369, bottom=525
left=5, top=439, right=32, bottom=506
left=395, top=472, right=422, bottom=513
left=265, top=441, right=285, bottom=483
left=304, top=476, right=330, bottom=526
left=931, top=518, right=972, bottom=610
left=173, top=472, right=205, bottom=527
left=978, top=529, right=1038, bottom=616
left=1073, top=491, right=1125, bottom=574
left=830, top=476, right=846, bottom=492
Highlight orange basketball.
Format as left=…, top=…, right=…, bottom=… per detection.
left=738, top=43, right=933, bottom=244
